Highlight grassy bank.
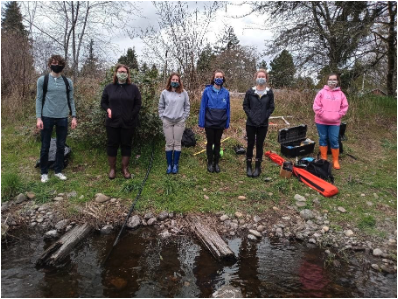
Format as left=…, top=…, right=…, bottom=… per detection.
left=1, top=92, right=397, bottom=239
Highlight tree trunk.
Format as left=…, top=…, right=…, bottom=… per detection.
left=186, top=215, right=235, bottom=261
left=387, top=2, right=397, bottom=96
left=36, top=223, right=92, bottom=267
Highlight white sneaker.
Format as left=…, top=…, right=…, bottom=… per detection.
left=41, top=174, right=49, bottom=183
left=54, top=173, right=67, bottom=181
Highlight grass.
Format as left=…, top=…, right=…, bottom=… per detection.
left=1, top=92, right=397, bottom=241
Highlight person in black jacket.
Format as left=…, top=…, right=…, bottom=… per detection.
left=243, top=69, right=275, bottom=177
left=101, top=64, right=142, bottom=179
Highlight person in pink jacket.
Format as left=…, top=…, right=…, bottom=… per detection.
left=313, top=73, right=349, bottom=169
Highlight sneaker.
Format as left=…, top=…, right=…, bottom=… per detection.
left=54, top=173, right=67, bottom=180
left=41, top=174, right=49, bottom=183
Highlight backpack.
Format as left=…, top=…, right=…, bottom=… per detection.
left=42, top=74, right=72, bottom=117
left=181, top=128, right=196, bottom=147
left=35, top=138, right=72, bottom=169
left=303, top=159, right=334, bottom=183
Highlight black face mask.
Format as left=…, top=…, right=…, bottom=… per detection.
left=50, top=65, right=64, bottom=73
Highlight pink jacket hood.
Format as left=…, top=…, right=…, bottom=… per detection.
left=313, top=85, right=349, bottom=126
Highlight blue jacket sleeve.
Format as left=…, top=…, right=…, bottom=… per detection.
left=225, top=91, right=231, bottom=129
left=198, top=90, right=208, bottom=128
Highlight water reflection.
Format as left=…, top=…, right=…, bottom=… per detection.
left=1, top=228, right=396, bottom=298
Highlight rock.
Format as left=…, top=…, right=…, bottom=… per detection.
left=322, top=226, right=329, bottom=233
left=373, top=193, right=379, bottom=199
left=230, top=223, right=238, bottom=230
left=238, top=196, right=246, bottom=200
left=229, top=231, right=236, bottom=236
left=144, top=213, right=154, bottom=220
left=388, top=239, right=396, bottom=246
left=110, top=198, right=117, bottom=203
left=95, top=193, right=110, bottom=203
left=308, top=238, right=316, bottom=244
left=361, top=193, right=365, bottom=197
left=67, top=191, right=77, bottom=199
left=44, top=230, right=58, bottom=239
left=53, top=196, right=64, bottom=202
left=1, top=223, right=9, bottom=239
left=366, top=201, right=373, bottom=206
left=325, top=250, right=331, bottom=255
left=65, top=225, right=73, bottom=232
left=126, top=215, right=141, bottom=229
left=101, top=225, right=113, bottom=234
left=1, top=202, right=10, bottom=212
left=380, top=265, right=395, bottom=274
left=235, top=212, right=243, bottom=218
left=273, top=206, right=279, bottom=211
left=14, top=193, right=28, bottom=204
left=313, top=198, right=321, bottom=206
left=247, top=234, right=258, bottom=241
left=147, top=217, right=157, bottom=226
left=30, top=222, right=37, bottom=227
left=79, top=195, right=84, bottom=200
left=257, top=225, right=265, bottom=232
left=160, top=230, right=171, bottom=238
left=337, top=207, right=346, bottom=213
left=212, top=285, right=243, bottom=298
left=344, top=230, right=354, bottom=237
left=26, top=192, right=36, bottom=200
left=282, top=216, right=291, bottom=221
left=300, top=209, right=314, bottom=220
left=275, top=227, right=284, bottom=237
left=168, top=212, right=174, bottom=218
left=55, top=219, right=70, bottom=231
left=204, top=195, right=209, bottom=200
left=264, top=177, right=272, bottom=182
left=220, top=215, right=229, bottom=221
left=253, top=216, right=261, bottom=223
left=249, top=229, right=262, bottom=238
left=296, top=202, right=306, bottom=207
left=158, top=211, right=169, bottom=221
left=373, top=248, right=383, bottom=256
left=37, top=217, right=44, bottom=223
left=294, top=194, right=306, bottom=202
left=313, top=232, right=322, bottom=238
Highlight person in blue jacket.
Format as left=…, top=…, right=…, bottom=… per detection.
left=198, top=70, right=230, bottom=173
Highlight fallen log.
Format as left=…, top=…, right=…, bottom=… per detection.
left=187, top=216, right=235, bottom=261
left=36, top=223, right=92, bottom=267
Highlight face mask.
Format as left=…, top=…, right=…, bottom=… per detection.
left=328, top=80, right=338, bottom=88
left=214, top=78, right=223, bottom=86
left=256, top=78, right=266, bottom=85
left=117, top=72, right=128, bottom=81
left=50, top=65, right=64, bottom=73
left=171, top=82, right=180, bottom=88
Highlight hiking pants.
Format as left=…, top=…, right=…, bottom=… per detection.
left=162, top=118, right=185, bottom=151
left=246, top=125, right=268, bottom=161
left=205, top=128, right=223, bottom=161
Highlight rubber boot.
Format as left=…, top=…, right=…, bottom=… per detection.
left=108, top=156, right=116, bottom=180
left=213, top=153, right=220, bottom=173
left=331, top=148, right=341, bottom=170
left=121, top=156, right=131, bottom=179
left=252, top=160, right=262, bottom=178
left=207, top=153, right=214, bottom=173
left=246, top=159, right=253, bottom=177
left=172, top=151, right=181, bottom=174
left=166, top=151, right=173, bottom=174
left=319, top=146, right=328, bottom=160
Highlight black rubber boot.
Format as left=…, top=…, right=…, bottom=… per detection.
left=246, top=159, right=253, bottom=177
left=252, top=160, right=262, bottom=178
left=213, top=154, right=220, bottom=173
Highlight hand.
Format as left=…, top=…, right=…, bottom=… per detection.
left=107, top=108, right=112, bottom=118
left=36, top=118, right=43, bottom=130
left=71, top=118, right=77, bottom=129
left=197, top=125, right=204, bottom=131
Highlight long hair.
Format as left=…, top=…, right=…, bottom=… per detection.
left=165, top=72, right=183, bottom=93
left=210, top=69, right=226, bottom=85
left=113, top=63, right=131, bottom=84
left=47, top=54, right=66, bottom=67
left=325, top=73, right=341, bottom=87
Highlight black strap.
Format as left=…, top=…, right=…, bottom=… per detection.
left=41, top=74, right=72, bottom=117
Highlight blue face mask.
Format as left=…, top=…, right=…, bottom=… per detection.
left=214, top=78, right=223, bottom=86
left=171, top=82, right=180, bottom=88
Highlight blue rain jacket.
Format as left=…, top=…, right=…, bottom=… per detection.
left=198, top=85, right=230, bottom=129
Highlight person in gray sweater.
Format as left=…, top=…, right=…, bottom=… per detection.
left=158, top=73, right=190, bottom=174
left=36, top=54, right=77, bottom=183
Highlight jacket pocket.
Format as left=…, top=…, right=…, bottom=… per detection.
left=321, top=111, right=341, bottom=123
left=205, top=108, right=227, bottom=127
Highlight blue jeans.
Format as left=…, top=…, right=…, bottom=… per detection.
left=316, top=123, right=340, bottom=149
left=40, top=117, right=68, bottom=174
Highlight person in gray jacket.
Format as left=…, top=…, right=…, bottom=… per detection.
left=36, top=54, right=77, bottom=183
left=158, top=73, right=190, bottom=174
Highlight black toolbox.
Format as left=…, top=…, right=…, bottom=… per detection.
left=278, top=124, right=315, bottom=157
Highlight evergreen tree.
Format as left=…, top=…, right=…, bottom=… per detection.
left=214, top=26, right=240, bottom=54
left=269, top=50, right=296, bottom=88
left=197, top=43, right=216, bottom=72
left=80, top=39, right=99, bottom=77
left=148, top=64, right=159, bottom=79
left=1, top=1, right=27, bottom=36
left=140, top=62, right=149, bottom=73
left=257, top=60, right=268, bottom=71
left=118, top=47, right=139, bottom=71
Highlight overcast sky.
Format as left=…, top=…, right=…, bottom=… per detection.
left=109, top=1, right=273, bottom=64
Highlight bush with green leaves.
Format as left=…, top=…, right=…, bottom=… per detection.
left=70, top=67, right=162, bottom=148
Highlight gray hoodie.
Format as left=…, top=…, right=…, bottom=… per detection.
left=158, top=89, right=190, bottom=122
